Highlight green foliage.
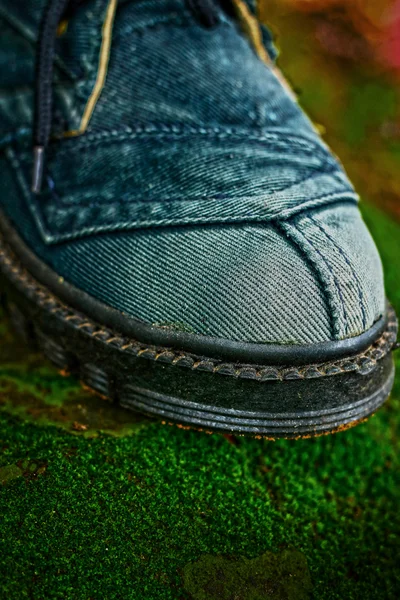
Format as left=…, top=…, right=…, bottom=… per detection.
left=343, top=80, right=398, bottom=147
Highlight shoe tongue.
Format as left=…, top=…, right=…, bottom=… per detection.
left=0, top=0, right=266, bottom=41
left=0, top=0, right=47, bottom=36
left=1, top=0, right=113, bottom=83
left=0, top=0, right=107, bottom=46
left=0, top=0, right=192, bottom=48
left=1, top=0, right=275, bottom=77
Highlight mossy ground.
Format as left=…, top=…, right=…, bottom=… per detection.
left=1, top=5, right=400, bottom=600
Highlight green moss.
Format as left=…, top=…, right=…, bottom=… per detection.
left=1, top=375, right=400, bottom=599
left=0, top=317, right=149, bottom=436
left=343, top=80, right=398, bottom=147
left=152, top=321, right=196, bottom=334
left=362, top=202, right=400, bottom=310
left=183, top=550, right=312, bottom=600
left=0, top=378, right=149, bottom=437
left=0, top=459, right=47, bottom=485
left=0, top=463, right=22, bottom=484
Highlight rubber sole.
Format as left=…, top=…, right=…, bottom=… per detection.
left=0, top=227, right=397, bottom=439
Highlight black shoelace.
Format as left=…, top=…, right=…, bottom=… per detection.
left=32, top=0, right=223, bottom=194
left=32, top=0, right=70, bottom=194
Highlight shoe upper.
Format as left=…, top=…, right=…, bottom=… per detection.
left=0, top=0, right=385, bottom=344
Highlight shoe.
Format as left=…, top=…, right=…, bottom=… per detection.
left=0, top=0, right=397, bottom=438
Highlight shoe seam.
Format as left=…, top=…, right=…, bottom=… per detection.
left=4, top=145, right=358, bottom=248
left=1, top=126, right=342, bottom=172
left=277, top=218, right=344, bottom=339
left=309, top=215, right=367, bottom=333
left=43, top=164, right=339, bottom=207
left=268, top=221, right=333, bottom=342
left=304, top=222, right=348, bottom=337
left=52, top=125, right=336, bottom=156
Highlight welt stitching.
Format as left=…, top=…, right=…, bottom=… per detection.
left=6, top=145, right=357, bottom=243
left=14, top=135, right=332, bottom=167
left=59, top=124, right=329, bottom=149
left=50, top=139, right=328, bottom=160
left=74, top=124, right=332, bottom=147
left=0, top=230, right=396, bottom=381
left=304, top=217, right=348, bottom=337
left=24, top=197, right=358, bottom=246
left=30, top=199, right=358, bottom=245
left=52, top=128, right=330, bottom=155
left=7, top=125, right=335, bottom=157
left=55, top=133, right=324, bottom=154
left=310, top=216, right=367, bottom=331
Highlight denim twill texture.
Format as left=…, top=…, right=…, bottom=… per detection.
left=0, top=0, right=385, bottom=343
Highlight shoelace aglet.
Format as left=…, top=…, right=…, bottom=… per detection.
left=32, top=146, right=45, bottom=194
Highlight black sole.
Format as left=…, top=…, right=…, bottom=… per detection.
left=0, top=226, right=397, bottom=439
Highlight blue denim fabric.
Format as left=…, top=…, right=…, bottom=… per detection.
left=0, top=0, right=386, bottom=343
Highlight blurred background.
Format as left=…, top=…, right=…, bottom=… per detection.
left=261, top=0, right=400, bottom=218
left=1, top=3, right=400, bottom=599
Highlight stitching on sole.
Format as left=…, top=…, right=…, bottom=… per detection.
left=0, top=233, right=397, bottom=382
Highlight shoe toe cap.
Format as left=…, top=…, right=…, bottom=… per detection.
left=49, top=202, right=385, bottom=346
left=280, top=202, right=385, bottom=341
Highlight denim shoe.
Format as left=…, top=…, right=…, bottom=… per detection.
left=0, top=0, right=397, bottom=437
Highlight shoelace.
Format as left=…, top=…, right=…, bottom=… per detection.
left=32, top=0, right=223, bottom=194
